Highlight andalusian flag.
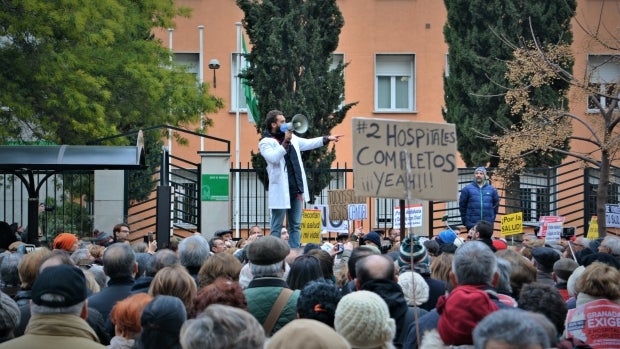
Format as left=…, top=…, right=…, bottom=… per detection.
left=241, top=36, right=259, bottom=124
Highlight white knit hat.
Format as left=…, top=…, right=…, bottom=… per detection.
left=397, top=271, right=429, bottom=306
left=335, top=291, right=396, bottom=348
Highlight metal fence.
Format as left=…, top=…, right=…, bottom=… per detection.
left=0, top=171, right=94, bottom=243
left=2, top=159, right=618, bottom=241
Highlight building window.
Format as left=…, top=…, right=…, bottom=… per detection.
left=587, top=55, right=619, bottom=112
left=171, top=169, right=199, bottom=229
left=375, top=54, right=415, bottom=112
left=331, top=53, right=345, bottom=109
left=231, top=53, right=248, bottom=112
left=519, top=187, right=551, bottom=222
left=174, top=52, right=199, bottom=78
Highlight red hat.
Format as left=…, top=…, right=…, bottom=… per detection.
left=492, top=239, right=508, bottom=250
left=436, top=285, right=499, bottom=345
left=53, top=232, right=78, bottom=252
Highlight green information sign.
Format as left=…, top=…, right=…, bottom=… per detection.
left=201, top=174, right=229, bottom=201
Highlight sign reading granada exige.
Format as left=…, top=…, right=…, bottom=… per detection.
left=352, top=118, right=458, bottom=201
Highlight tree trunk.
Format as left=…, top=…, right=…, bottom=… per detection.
left=596, top=150, right=610, bottom=238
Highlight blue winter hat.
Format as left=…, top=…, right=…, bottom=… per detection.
left=362, top=231, right=382, bottom=247
left=437, top=230, right=457, bottom=245
left=474, top=167, right=487, bottom=174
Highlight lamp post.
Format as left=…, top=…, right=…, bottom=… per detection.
left=208, top=59, right=220, bottom=88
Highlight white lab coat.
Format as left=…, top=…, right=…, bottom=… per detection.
left=258, top=134, right=325, bottom=209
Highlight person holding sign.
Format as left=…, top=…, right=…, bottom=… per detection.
left=259, top=110, right=343, bottom=248
left=459, top=167, right=500, bottom=230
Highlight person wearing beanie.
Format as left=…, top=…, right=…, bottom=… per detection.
left=355, top=255, right=427, bottom=348
left=403, top=242, right=513, bottom=349
left=397, top=271, right=429, bottom=307
left=361, top=231, right=383, bottom=251
left=398, top=235, right=445, bottom=311
left=134, top=295, right=186, bottom=349
left=268, top=319, right=350, bottom=349
left=335, top=290, right=396, bottom=349
left=52, top=232, right=80, bottom=253
left=0, top=265, right=106, bottom=349
left=459, top=166, right=500, bottom=230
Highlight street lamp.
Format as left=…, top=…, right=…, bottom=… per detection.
left=208, top=59, right=220, bottom=88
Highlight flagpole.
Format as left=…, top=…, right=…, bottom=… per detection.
left=167, top=28, right=173, bottom=181
left=198, top=25, right=205, bottom=152
left=234, top=22, right=242, bottom=238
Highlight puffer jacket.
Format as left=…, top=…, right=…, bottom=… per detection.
left=459, top=180, right=499, bottom=229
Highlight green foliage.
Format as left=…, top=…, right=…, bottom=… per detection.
left=40, top=199, right=93, bottom=239
left=443, top=0, right=576, bottom=167
left=238, top=0, right=356, bottom=203
left=0, top=0, right=223, bottom=145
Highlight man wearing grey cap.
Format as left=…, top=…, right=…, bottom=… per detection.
left=459, top=166, right=500, bottom=231
left=243, top=236, right=299, bottom=336
left=0, top=265, right=105, bottom=348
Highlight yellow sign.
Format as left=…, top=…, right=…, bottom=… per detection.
left=587, top=216, right=598, bottom=239
left=501, top=212, right=523, bottom=236
left=301, top=209, right=322, bottom=244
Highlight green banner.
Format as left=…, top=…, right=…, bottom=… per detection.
left=201, top=174, right=229, bottom=201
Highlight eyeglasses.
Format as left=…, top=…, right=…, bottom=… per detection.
left=120, top=229, right=130, bottom=233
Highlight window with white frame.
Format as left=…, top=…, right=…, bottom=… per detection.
left=231, top=53, right=249, bottom=112
left=174, top=52, right=199, bottom=78
left=587, top=55, right=619, bottom=112
left=375, top=54, right=415, bottom=112
left=330, top=53, right=345, bottom=109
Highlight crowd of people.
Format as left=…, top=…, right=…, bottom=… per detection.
left=0, top=218, right=618, bottom=349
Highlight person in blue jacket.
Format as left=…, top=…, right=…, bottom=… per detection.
left=459, top=167, right=500, bottom=230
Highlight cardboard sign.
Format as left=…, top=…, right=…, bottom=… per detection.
left=605, top=204, right=620, bottom=228
left=352, top=118, right=458, bottom=200
left=501, top=212, right=523, bottom=236
left=328, top=189, right=366, bottom=221
left=301, top=209, right=322, bottom=244
left=393, top=204, right=423, bottom=228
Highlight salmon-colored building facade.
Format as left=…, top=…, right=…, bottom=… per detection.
left=148, top=0, right=618, bottom=237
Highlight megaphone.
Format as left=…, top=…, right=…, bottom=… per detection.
left=280, top=114, right=308, bottom=134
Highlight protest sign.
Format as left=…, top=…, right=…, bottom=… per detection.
left=352, top=118, right=458, bottom=200
left=501, top=212, right=523, bottom=236
left=538, top=216, right=565, bottom=243
left=301, top=209, right=322, bottom=244
left=392, top=204, right=423, bottom=228
left=605, top=204, right=620, bottom=228
left=587, top=216, right=599, bottom=240
left=309, top=204, right=349, bottom=233
left=328, top=189, right=366, bottom=221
